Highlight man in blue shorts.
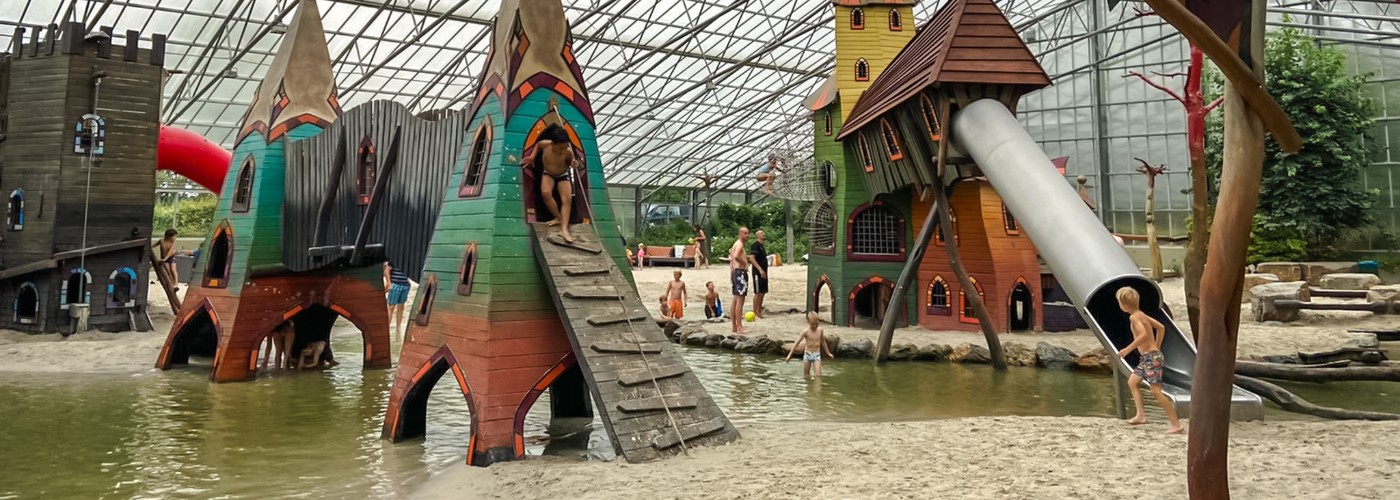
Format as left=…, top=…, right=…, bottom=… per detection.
left=384, top=262, right=414, bottom=335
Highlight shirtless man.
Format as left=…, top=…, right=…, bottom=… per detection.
left=530, top=124, right=578, bottom=242
left=664, top=270, right=687, bottom=320
left=155, top=229, right=180, bottom=292
left=1116, top=287, right=1184, bottom=434
left=728, top=227, right=751, bottom=334
left=785, top=312, right=834, bottom=378
left=260, top=319, right=296, bottom=370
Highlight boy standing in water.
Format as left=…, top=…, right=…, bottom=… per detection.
left=384, top=262, right=413, bottom=335
left=664, top=270, right=687, bottom=319
left=531, top=124, right=578, bottom=243
left=1115, top=287, right=1184, bottom=434
left=785, top=312, right=833, bottom=378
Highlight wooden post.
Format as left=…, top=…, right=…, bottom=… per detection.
left=874, top=201, right=938, bottom=362
left=933, top=184, right=1006, bottom=370
left=1187, top=2, right=1268, bottom=496
left=1134, top=158, right=1168, bottom=282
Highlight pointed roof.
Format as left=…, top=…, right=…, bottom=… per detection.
left=237, top=0, right=340, bottom=144
left=802, top=74, right=838, bottom=111
left=837, top=0, right=1049, bottom=139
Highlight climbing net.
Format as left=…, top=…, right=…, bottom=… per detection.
left=805, top=200, right=837, bottom=253
left=751, top=147, right=824, bottom=202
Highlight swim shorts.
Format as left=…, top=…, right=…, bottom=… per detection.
left=1133, top=350, right=1164, bottom=386
left=731, top=269, right=748, bottom=297
left=802, top=351, right=821, bottom=363
left=705, top=304, right=718, bottom=319
left=387, top=283, right=410, bottom=305
left=752, top=272, right=769, bottom=294
left=668, top=299, right=684, bottom=319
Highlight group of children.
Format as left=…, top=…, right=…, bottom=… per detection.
left=258, top=319, right=340, bottom=371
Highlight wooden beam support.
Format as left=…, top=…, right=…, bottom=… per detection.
left=349, top=126, right=401, bottom=266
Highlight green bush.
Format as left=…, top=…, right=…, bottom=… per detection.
left=152, top=195, right=218, bottom=237
left=639, top=219, right=697, bottom=247
left=1205, top=24, right=1378, bottom=262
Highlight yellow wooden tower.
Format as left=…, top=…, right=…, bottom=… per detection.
left=832, top=0, right=918, bottom=119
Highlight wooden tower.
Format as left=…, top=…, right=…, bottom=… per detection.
left=834, top=0, right=1052, bottom=332
left=0, top=23, right=166, bottom=334
left=155, top=0, right=392, bottom=380
left=382, top=0, right=739, bottom=466
left=804, top=0, right=919, bottom=327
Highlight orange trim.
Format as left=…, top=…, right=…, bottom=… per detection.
left=282, top=305, right=305, bottom=320
left=553, top=82, right=576, bottom=101
left=329, top=304, right=351, bottom=318
left=518, top=82, right=535, bottom=98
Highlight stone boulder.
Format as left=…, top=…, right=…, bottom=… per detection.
left=823, top=335, right=841, bottom=357
left=1303, top=262, right=1358, bottom=285
left=1240, top=274, right=1280, bottom=303
left=836, top=338, right=874, bottom=359
left=734, top=335, right=779, bottom=354
left=887, top=344, right=919, bottom=361
left=681, top=330, right=709, bottom=346
left=1318, top=273, right=1381, bottom=291
left=1367, top=285, right=1400, bottom=313
left=704, top=334, right=726, bottom=348
left=915, top=344, right=953, bottom=362
left=1072, top=348, right=1114, bottom=374
left=1344, top=332, right=1379, bottom=349
left=1250, top=281, right=1310, bottom=323
left=1001, top=341, right=1036, bottom=367
left=1255, top=262, right=1304, bottom=283
left=1035, top=342, right=1077, bottom=370
left=719, top=337, right=741, bottom=350
left=950, top=343, right=992, bottom=364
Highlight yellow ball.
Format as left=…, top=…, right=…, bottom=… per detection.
left=744, top=311, right=756, bottom=322
left=688, top=238, right=696, bottom=244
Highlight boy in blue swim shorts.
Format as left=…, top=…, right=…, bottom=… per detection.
left=785, top=312, right=833, bottom=379
left=384, top=262, right=413, bottom=335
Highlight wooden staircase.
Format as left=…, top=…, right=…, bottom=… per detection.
left=530, top=222, right=740, bottom=462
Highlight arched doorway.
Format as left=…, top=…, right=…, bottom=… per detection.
left=811, top=275, right=833, bottom=323
left=848, top=277, right=897, bottom=328
left=1009, top=280, right=1034, bottom=332
left=258, top=303, right=376, bottom=370
left=167, top=306, right=219, bottom=366
left=14, top=282, right=39, bottom=325
left=60, top=269, right=92, bottom=310
left=205, top=222, right=233, bottom=287
left=388, top=347, right=480, bottom=461
left=520, top=115, right=593, bottom=225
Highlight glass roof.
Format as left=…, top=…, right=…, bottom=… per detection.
left=3, top=0, right=1397, bottom=193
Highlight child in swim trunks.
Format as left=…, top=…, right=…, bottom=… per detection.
left=785, top=312, right=833, bottom=379
left=1116, top=287, right=1184, bottom=434
left=664, top=270, right=687, bottom=320
left=703, top=281, right=722, bottom=319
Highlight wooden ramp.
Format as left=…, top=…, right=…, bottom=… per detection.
left=531, top=223, right=740, bottom=462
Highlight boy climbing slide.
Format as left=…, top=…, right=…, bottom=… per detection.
left=1115, top=287, right=1184, bottom=434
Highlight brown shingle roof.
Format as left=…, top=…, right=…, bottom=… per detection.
left=837, top=0, right=1050, bottom=139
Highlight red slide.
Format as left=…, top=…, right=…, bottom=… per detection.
left=158, top=125, right=232, bottom=194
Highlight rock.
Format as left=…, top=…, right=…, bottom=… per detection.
left=950, top=343, right=991, bottom=364
left=662, top=321, right=688, bottom=342
left=1035, top=342, right=1076, bottom=370
left=1001, top=341, right=1036, bottom=367
left=1255, top=262, right=1304, bottom=283
left=682, top=330, right=709, bottom=346
left=1072, top=348, right=1114, bottom=374
left=1303, top=262, right=1358, bottom=285
left=704, top=334, right=725, bottom=348
left=1250, top=281, right=1310, bottom=323
left=1367, top=285, right=1400, bottom=313
left=1318, top=273, right=1381, bottom=290
left=836, top=338, right=874, bottom=359
left=734, top=335, right=780, bottom=354
left=1344, top=332, right=1379, bottom=349
left=915, top=344, right=952, bottom=362
left=719, top=337, right=741, bottom=350
left=1240, top=273, right=1280, bottom=303
left=888, top=344, right=919, bottom=361
left=823, top=335, right=841, bottom=357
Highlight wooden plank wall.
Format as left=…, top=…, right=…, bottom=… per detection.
left=832, top=5, right=917, bottom=120
left=283, top=100, right=464, bottom=280
left=1, top=54, right=71, bottom=264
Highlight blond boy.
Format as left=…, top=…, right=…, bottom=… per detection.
left=1115, top=287, right=1184, bottom=434
left=785, top=312, right=833, bottom=378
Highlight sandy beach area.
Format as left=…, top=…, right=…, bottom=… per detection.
left=415, top=416, right=1400, bottom=500
left=630, top=265, right=1394, bottom=359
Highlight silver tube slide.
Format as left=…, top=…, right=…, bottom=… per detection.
left=952, top=99, right=1261, bottom=420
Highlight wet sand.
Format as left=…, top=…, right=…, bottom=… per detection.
left=632, top=265, right=1391, bottom=359
left=415, top=417, right=1400, bottom=499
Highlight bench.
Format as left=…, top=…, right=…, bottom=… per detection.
left=645, top=245, right=696, bottom=268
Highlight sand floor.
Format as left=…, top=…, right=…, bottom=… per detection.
left=414, top=417, right=1400, bottom=500
left=631, top=265, right=1396, bottom=359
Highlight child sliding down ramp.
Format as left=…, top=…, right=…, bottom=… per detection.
left=950, top=98, right=1263, bottom=420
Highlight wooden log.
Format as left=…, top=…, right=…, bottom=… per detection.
left=1234, top=375, right=1400, bottom=421
left=933, top=183, right=1007, bottom=370
left=1273, top=300, right=1390, bottom=314
left=1234, top=360, right=1400, bottom=382
left=1296, top=347, right=1387, bottom=365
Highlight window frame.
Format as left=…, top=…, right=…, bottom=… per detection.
left=59, top=268, right=92, bottom=310
left=857, top=133, right=875, bottom=173
left=7, top=189, right=24, bottom=231
left=456, top=243, right=479, bottom=296
left=356, top=136, right=377, bottom=205
left=414, top=274, right=439, bottom=326
left=822, top=110, right=833, bottom=136
left=459, top=121, right=492, bottom=198
left=1003, top=203, right=1021, bottom=235
left=855, top=58, right=870, bottom=81
left=880, top=119, right=904, bottom=161
left=919, top=93, right=943, bottom=142
left=107, top=267, right=139, bottom=309
left=926, top=276, right=951, bottom=316
left=810, top=200, right=837, bottom=256
left=15, top=281, right=39, bottom=325
left=889, top=9, right=903, bottom=31
left=232, top=157, right=254, bottom=213
left=845, top=201, right=907, bottom=262
left=204, top=221, right=234, bottom=289
left=959, top=277, right=985, bottom=324
left=850, top=7, right=865, bottom=29
left=935, top=205, right=959, bottom=247
left=73, top=113, right=105, bottom=155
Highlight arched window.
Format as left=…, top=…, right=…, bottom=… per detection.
left=856, top=134, right=875, bottom=173
left=356, top=136, right=377, bottom=205
left=926, top=276, right=950, bottom=316
left=850, top=8, right=865, bottom=29
left=60, top=269, right=92, bottom=310
left=460, top=123, right=491, bottom=197
left=935, top=206, right=958, bottom=246
left=232, top=157, right=254, bottom=213
left=889, top=9, right=904, bottom=30
left=15, top=282, right=39, bottom=325
left=1003, top=204, right=1020, bottom=235
left=415, top=274, right=439, bottom=326
left=457, top=243, right=479, bottom=296
left=807, top=201, right=836, bottom=255
left=107, top=267, right=138, bottom=309
left=823, top=110, right=833, bottom=136
left=855, top=58, right=870, bottom=81
left=919, top=94, right=942, bottom=142
left=7, top=189, right=23, bottom=231
left=205, top=222, right=233, bottom=288
left=73, top=114, right=105, bottom=155
left=820, top=160, right=837, bottom=197
left=847, top=202, right=904, bottom=259
left=880, top=119, right=903, bottom=160
left=960, top=277, right=985, bottom=324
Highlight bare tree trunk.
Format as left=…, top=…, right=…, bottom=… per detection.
left=1234, top=375, right=1400, bottom=420
left=932, top=185, right=1006, bottom=370
left=1234, top=360, right=1400, bottom=382
left=1184, top=45, right=1212, bottom=336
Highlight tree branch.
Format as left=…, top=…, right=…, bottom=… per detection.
left=1152, top=71, right=1188, bottom=79
left=1133, top=8, right=1157, bottom=18
left=1204, top=96, right=1225, bottom=113
left=1123, top=72, right=1185, bottom=105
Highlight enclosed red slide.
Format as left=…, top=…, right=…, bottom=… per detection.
left=157, top=125, right=231, bottom=194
